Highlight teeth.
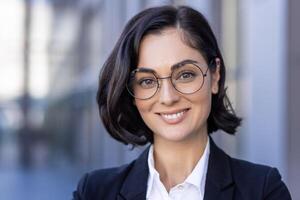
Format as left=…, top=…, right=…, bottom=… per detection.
left=162, top=111, right=185, bottom=120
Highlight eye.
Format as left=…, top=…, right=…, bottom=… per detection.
left=180, top=72, right=194, bottom=79
left=138, top=78, right=157, bottom=89
left=175, top=71, right=196, bottom=82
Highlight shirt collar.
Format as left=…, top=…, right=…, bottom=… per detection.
left=146, top=145, right=157, bottom=198
left=146, top=138, right=210, bottom=197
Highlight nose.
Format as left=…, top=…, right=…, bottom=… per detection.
left=158, top=78, right=180, bottom=105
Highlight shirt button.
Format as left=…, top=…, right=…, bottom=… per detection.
left=177, top=185, right=184, bottom=190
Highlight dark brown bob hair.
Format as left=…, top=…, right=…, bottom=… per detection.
left=97, top=5, right=241, bottom=146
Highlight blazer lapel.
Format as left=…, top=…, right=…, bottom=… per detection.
left=204, top=137, right=235, bottom=200
left=118, top=146, right=150, bottom=200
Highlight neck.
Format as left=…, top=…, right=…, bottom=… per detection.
left=152, top=132, right=208, bottom=191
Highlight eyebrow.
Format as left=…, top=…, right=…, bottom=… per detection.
left=136, top=59, right=199, bottom=74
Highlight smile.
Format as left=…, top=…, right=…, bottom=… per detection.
left=158, top=109, right=189, bottom=124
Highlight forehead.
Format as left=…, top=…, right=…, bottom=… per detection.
left=137, top=28, right=206, bottom=73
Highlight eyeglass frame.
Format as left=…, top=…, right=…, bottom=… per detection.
left=126, top=59, right=212, bottom=100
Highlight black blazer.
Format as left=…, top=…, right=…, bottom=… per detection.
left=73, top=138, right=291, bottom=200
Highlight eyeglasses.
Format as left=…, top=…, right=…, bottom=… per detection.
left=126, top=60, right=209, bottom=100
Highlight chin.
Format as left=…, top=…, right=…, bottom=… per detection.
left=154, top=127, right=197, bottom=143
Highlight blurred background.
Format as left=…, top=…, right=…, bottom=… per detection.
left=0, top=0, right=299, bottom=199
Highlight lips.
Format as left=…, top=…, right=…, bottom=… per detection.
left=157, top=109, right=189, bottom=124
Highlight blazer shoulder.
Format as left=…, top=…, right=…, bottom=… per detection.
left=231, top=157, right=272, bottom=178
left=230, top=157, right=291, bottom=199
left=72, top=161, right=135, bottom=200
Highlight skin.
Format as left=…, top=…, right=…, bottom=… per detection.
left=134, top=28, right=220, bottom=191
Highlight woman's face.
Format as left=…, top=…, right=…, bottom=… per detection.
left=134, top=28, right=220, bottom=144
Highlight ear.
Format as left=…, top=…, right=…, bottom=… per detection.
left=211, top=58, right=221, bottom=94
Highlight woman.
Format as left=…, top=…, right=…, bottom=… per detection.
left=73, top=5, right=291, bottom=200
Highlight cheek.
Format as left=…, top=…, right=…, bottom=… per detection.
left=135, top=101, right=147, bottom=113
left=190, top=88, right=212, bottom=118
left=134, top=100, right=156, bottom=131
left=134, top=100, right=154, bottom=119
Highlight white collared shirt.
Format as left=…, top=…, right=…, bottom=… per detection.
left=146, top=139, right=210, bottom=200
